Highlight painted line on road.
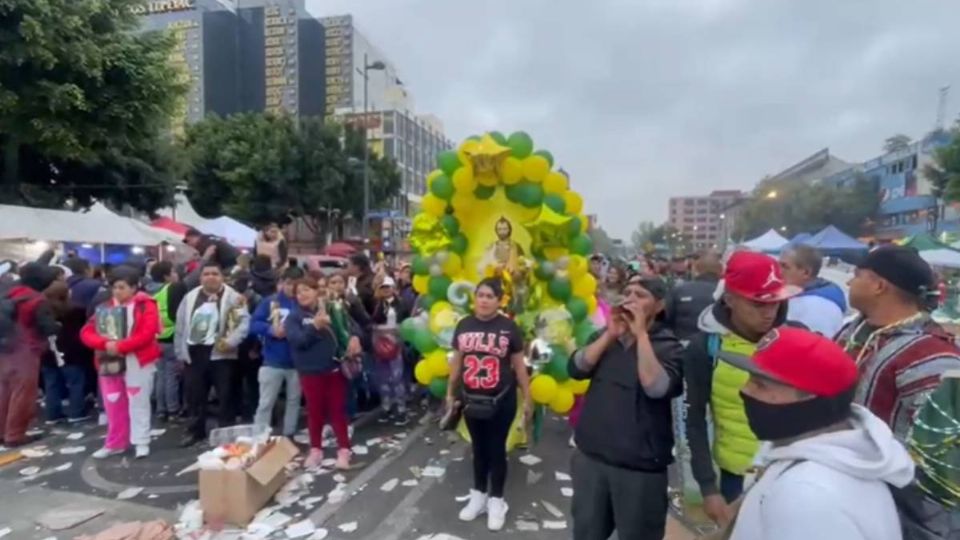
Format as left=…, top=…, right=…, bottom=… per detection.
left=309, top=413, right=434, bottom=527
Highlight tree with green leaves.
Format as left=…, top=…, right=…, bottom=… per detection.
left=0, top=0, right=188, bottom=212
left=884, top=134, right=913, bottom=154
left=925, top=123, right=960, bottom=203
left=182, top=113, right=401, bottom=243
left=588, top=226, right=617, bottom=257
left=631, top=221, right=680, bottom=253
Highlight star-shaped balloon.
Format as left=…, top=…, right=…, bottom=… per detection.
left=464, top=134, right=512, bottom=177
left=409, top=213, right=451, bottom=255
left=524, top=205, right=573, bottom=251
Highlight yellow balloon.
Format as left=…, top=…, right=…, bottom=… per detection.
left=426, top=170, right=443, bottom=190
left=451, top=191, right=473, bottom=212
left=500, top=157, right=524, bottom=185
left=586, top=294, right=598, bottom=315
left=530, top=374, right=559, bottom=405
left=426, top=349, right=450, bottom=377
left=430, top=300, right=453, bottom=318
left=422, top=194, right=446, bottom=217
left=543, top=246, right=568, bottom=261
left=452, top=165, right=476, bottom=192
left=578, top=213, right=590, bottom=233
left=563, top=191, right=584, bottom=215
left=442, top=253, right=462, bottom=275
left=476, top=172, right=499, bottom=187
left=413, top=274, right=429, bottom=294
left=568, top=255, right=588, bottom=279
left=430, top=305, right=461, bottom=335
left=522, top=155, right=551, bottom=183
left=414, top=360, right=434, bottom=386
left=458, top=139, right=481, bottom=161
left=549, top=388, right=575, bottom=415
left=573, top=273, right=598, bottom=297
left=544, top=172, right=568, bottom=194
left=564, top=378, right=590, bottom=396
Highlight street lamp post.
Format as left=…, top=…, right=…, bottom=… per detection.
left=357, top=53, right=386, bottom=243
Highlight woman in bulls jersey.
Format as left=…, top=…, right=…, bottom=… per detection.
left=446, top=278, right=532, bottom=532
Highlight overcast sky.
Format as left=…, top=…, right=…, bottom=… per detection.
left=306, top=0, right=960, bottom=239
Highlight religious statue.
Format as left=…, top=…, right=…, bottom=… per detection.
left=481, top=216, right=524, bottom=274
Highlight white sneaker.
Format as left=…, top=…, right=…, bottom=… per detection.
left=487, top=497, right=509, bottom=531
left=135, top=445, right=150, bottom=459
left=92, top=447, right=124, bottom=459
left=458, top=489, right=487, bottom=522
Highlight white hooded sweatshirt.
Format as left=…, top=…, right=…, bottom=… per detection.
left=730, top=405, right=915, bottom=540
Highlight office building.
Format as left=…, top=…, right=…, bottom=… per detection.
left=668, top=190, right=749, bottom=250
left=766, top=148, right=853, bottom=185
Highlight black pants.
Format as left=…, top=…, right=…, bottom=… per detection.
left=185, top=345, right=237, bottom=439
left=571, top=450, right=668, bottom=540
left=464, top=390, right=516, bottom=498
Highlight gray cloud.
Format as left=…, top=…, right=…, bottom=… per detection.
left=307, top=0, right=960, bottom=238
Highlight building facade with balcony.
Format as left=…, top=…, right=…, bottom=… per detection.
left=668, top=190, right=749, bottom=250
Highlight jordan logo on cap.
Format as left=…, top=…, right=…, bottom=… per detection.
left=762, top=268, right=782, bottom=289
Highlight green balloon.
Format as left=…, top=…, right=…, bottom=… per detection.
left=546, top=351, right=570, bottom=382
left=437, top=151, right=462, bottom=176
left=489, top=131, right=508, bottom=145
left=570, top=234, right=594, bottom=256
left=534, top=260, right=556, bottom=281
left=430, top=174, right=455, bottom=200
left=450, top=233, right=468, bottom=255
left=548, top=277, right=573, bottom=302
left=567, top=216, right=582, bottom=238
left=440, top=214, right=460, bottom=236
left=419, top=294, right=438, bottom=311
left=400, top=318, right=420, bottom=342
left=544, top=193, right=566, bottom=214
left=429, top=377, right=448, bottom=398
left=504, top=184, right=521, bottom=203
left=474, top=184, right=496, bottom=200
left=507, top=131, right=534, bottom=159
left=412, top=255, right=430, bottom=276
left=566, top=297, right=588, bottom=322
left=413, top=328, right=438, bottom=354
left=429, top=275, right=453, bottom=299
left=534, top=150, right=555, bottom=167
left=531, top=245, right=545, bottom=259
left=517, top=182, right=544, bottom=208
left=574, top=320, right=598, bottom=347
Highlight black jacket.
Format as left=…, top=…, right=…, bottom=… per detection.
left=664, top=273, right=719, bottom=340
left=568, top=323, right=684, bottom=472
left=194, top=234, right=239, bottom=271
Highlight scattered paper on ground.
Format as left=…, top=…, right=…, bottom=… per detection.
left=519, top=454, right=542, bottom=466
left=338, top=522, right=357, bottom=533
left=66, top=432, right=84, bottom=440
left=284, top=519, right=316, bottom=538
left=541, top=500, right=564, bottom=519
left=321, top=458, right=336, bottom=468
left=543, top=520, right=568, bottom=530
left=401, top=479, right=418, bottom=487
left=59, top=446, right=86, bottom=455
left=35, top=505, right=106, bottom=531
left=555, top=471, right=572, bottom=482
left=21, top=447, right=52, bottom=458
left=516, top=520, right=540, bottom=532
left=19, top=466, right=40, bottom=476
left=561, top=487, right=574, bottom=497
left=365, top=437, right=382, bottom=446
left=526, top=470, right=543, bottom=485
left=422, top=466, right=446, bottom=478
left=380, top=478, right=398, bottom=492
left=149, top=428, right=166, bottom=437
left=309, top=528, right=328, bottom=540
left=54, top=462, right=72, bottom=472
left=117, top=487, right=143, bottom=500
left=294, top=434, right=310, bottom=445
left=0, top=527, right=10, bottom=538
left=351, top=445, right=369, bottom=456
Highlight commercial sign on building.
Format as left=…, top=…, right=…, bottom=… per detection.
left=320, top=15, right=354, bottom=120
left=263, top=3, right=299, bottom=116
left=131, top=0, right=196, bottom=16
left=165, top=17, right=202, bottom=129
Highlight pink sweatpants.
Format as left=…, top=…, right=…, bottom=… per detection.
left=99, top=358, right=155, bottom=451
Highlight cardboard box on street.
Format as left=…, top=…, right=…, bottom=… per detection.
left=198, top=437, right=299, bottom=526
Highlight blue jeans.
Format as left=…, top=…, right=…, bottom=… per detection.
left=154, top=342, right=181, bottom=414
left=42, top=363, right=87, bottom=420
left=720, top=469, right=744, bottom=503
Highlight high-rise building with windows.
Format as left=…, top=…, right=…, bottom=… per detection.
left=668, top=190, right=749, bottom=250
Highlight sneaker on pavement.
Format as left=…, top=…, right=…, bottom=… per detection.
left=134, top=445, right=150, bottom=459
left=569, top=435, right=577, bottom=448
left=304, top=448, right=324, bottom=469
left=68, top=415, right=92, bottom=424
left=97, top=413, right=108, bottom=426
left=377, top=409, right=392, bottom=424
left=487, top=497, right=509, bottom=531
left=336, top=448, right=352, bottom=470
left=393, top=411, right=410, bottom=427
left=44, top=418, right=65, bottom=426
left=459, top=489, right=488, bottom=522
left=92, top=447, right=125, bottom=459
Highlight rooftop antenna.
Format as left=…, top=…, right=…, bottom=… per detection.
left=935, top=85, right=950, bottom=132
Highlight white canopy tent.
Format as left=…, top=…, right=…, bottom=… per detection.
left=158, top=194, right=257, bottom=248
left=741, top=229, right=790, bottom=253
left=920, top=248, right=960, bottom=270
left=0, top=204, right=178, bottom=246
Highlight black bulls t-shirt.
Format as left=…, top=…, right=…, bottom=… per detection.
left=453, top=314, right=524, bottom=396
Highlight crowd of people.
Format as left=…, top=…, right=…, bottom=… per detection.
left=1, top=230, right=958, bottom=539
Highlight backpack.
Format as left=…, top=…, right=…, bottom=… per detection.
left=0, top=286, right=31, bottom=353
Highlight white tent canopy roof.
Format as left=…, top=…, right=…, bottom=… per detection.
left=158, top=194, right=257, bottom=248
left=0, top=203, right=180, bottom=246
left=920, top=248, right=960, bottom=269
left=741, top=229, right=790, bottom=253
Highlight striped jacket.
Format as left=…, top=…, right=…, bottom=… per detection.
left=836, top=314, right=960, bottom=441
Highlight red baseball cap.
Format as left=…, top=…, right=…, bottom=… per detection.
left=724, top=251, right=800, bottom=303
left=721, top=327, right=858, bottom=397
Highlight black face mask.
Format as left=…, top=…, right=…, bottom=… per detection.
left=740, top=388, right=855, bottom=442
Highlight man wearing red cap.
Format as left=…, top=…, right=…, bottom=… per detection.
left=684, top=251, right=800, bottom=524
left=723, top=327, right=913, bottom=540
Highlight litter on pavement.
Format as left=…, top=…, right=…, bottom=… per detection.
left=543, top=520, right=568, bottom=530
left=541, top=500, right=564, bottom=519
left=0, top=527, right=11, bottom=538
left=338, top=521, right=358, bottom=533
left=380, top=478, right=399, bottom=492
left=116, top=487, right=144, bottom=500
left=561, top=487, right=574, bottom=497
left=66, top=432, right=84, bottom=440
left=309, top=528, right=329, bottom=539
left=59, top=446, right=86, bottom=455
left=421, top=465, right=446, bottom=478
left=555, top=471, right=572, bottom=482
left=518, top=454, right=542, bottom=466
left=401, top=479, right=419, bottom=487
left=284, top=518, right=316, bottom=538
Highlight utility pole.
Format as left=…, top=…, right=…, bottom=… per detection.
left=357, top=53, right=386, bottom=244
